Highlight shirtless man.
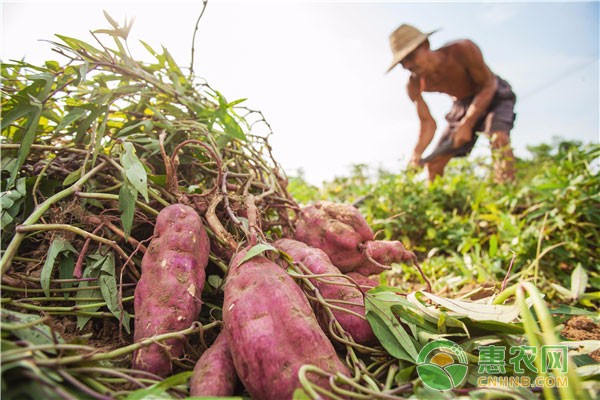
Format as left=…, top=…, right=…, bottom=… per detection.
left=387, top=24, right=516, bottom=182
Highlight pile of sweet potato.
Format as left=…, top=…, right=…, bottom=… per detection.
left=131, top=200, right=418, bottom=397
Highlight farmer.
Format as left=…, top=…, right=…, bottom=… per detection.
left=387, top=24, right=516, bottom=182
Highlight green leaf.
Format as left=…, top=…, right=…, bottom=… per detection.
left=216, top=108, right=245, bottom=141
left=44, top=60, right=60, bottom=71
left=55, top=34, right=102, bottom=55
left=207, top=275, right=223, bottom=290
left=120, top=142, right=149, bottom=202
left=40, top=237, right=77, bottom=298
left=292, top=388, right=311, bottom=400
left=570, top=264, right=588, bottom=299
left=464, top=319, right=524, bottom=334
left=417, top=291, right=529, bottom=324
left=364, top=289, right=420, bottom=362
left=139, top=40, right=159, bottom=58
left=75, top=254, right=105, bottom=330
left=58, top=254, right=75, bottom=295
left=550, top=283, right=574, bottom=299
left=125, top=371, right=193, bottom=400
left=97, top=253, right=131, bottom=333
left=0, top=102, right=36, bottom=130
left=212, top=91, right=246, bottom=142
left=103, top=10, right=120, bottom=29
left=227, top=98, right=247, bottom=107
left=10, top=105, right=42, bottom=186
left=488, top=234, right=498, bottom=257
left=118, top=182, right=137, bottom=237
left=406, top=292, right=470, bottom=335
left=0, top=178, right=26, bottom=229
left=550, top=305, right=596, bottom=316
left=365, top=309, right=415, bottom=362
left=62, top=167, right=83, bottom=186
left=237, top=243, right=278, bottom=266
left=1, top=309, right=64, bottom=350
left=55, top=107, right=87, bottom=132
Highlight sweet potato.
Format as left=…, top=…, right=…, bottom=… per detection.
left=295, top=201, right=417, bottom=276
left=223, top=248, right=350, bottom=400
left=353, top=240, right=416, bottom=276
left=274, top=239, right=376, bottom=345
left=132, top=204, right=210, bottom=377
left=295, top=201, right=373, bottom=271
left=189, top=331, right=237, bottom=397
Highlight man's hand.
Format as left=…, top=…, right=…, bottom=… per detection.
left=453, top=121, right=473, bottom=148
left=409, top=152, right=423, bottom=168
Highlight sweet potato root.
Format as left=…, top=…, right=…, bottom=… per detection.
left=295, top=201, right=373, bottom=272
left=274, top=238, right=376, bottom=345
left=353, top=240, right=416, bottom=276
left=223, top=247, right=350, bottom=400
left=189, top=331, right=237, bottom=397
left=295, top=201, right=417, bottom=276
left=132, top=204, right=210, bottom=377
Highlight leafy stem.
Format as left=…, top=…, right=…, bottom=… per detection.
left=1, top=161, right=108, bottom=276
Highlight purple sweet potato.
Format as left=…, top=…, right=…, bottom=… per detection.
left=274, top=238, right=376, bottom=345
left=189, top=331, right=238, bottom=397
left=223, top=247, right=350, bottom=400
left=132, top=204, right=210, bottom=377
left=353, top=240, right=416, bottom=276
left=295, top=201, right=373, bottom=272
left=295, top=201, right=417, bottom=275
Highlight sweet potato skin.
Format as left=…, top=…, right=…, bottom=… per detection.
left=295, top=202, right=416, bottom=275
left=189, top=331, right=237, bottom=397
left=132, top=204, right=210, bottom=377
left=353, top=240, right=415, bottom=276
left=274, top=239, right=376, bottom=345
left=295, top=202, right=371, bottom=271
left=223, top=248, right=349, bottom=400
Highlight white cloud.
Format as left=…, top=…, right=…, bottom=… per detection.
left=479, top=4, right=519, bottom=25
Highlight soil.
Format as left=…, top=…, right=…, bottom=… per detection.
left=561, top=316, right=600, bottom=362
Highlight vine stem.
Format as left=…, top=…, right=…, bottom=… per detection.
left=14, top=224, right=135, bottom=270
left=34, top=321, right=218, bottom=367
left=1, top=161, right=108, bottom=277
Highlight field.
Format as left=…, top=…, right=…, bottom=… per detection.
left=1, top=13, right=599, bottom=400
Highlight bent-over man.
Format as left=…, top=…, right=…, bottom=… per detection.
left=387, top=24, right=517, bottom=182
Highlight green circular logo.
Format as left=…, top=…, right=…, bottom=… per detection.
left=416, top=339, right=469, bottom=391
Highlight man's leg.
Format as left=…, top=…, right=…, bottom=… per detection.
left=426, top=154, right=453, bottom=181
left=488, top=131, right=515, bottom=182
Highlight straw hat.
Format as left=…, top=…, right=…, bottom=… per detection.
left=386, top=24, right=439, bottom=73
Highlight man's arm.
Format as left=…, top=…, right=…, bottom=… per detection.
left=407, top=75, right=436, bottom=165
left=453, top=40, right=497, bottom=146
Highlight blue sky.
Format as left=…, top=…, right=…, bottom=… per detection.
left=2, top=1, right=598, bottom=184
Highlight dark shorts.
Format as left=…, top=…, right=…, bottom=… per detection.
left=434, top=76, right=517, bottom=158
